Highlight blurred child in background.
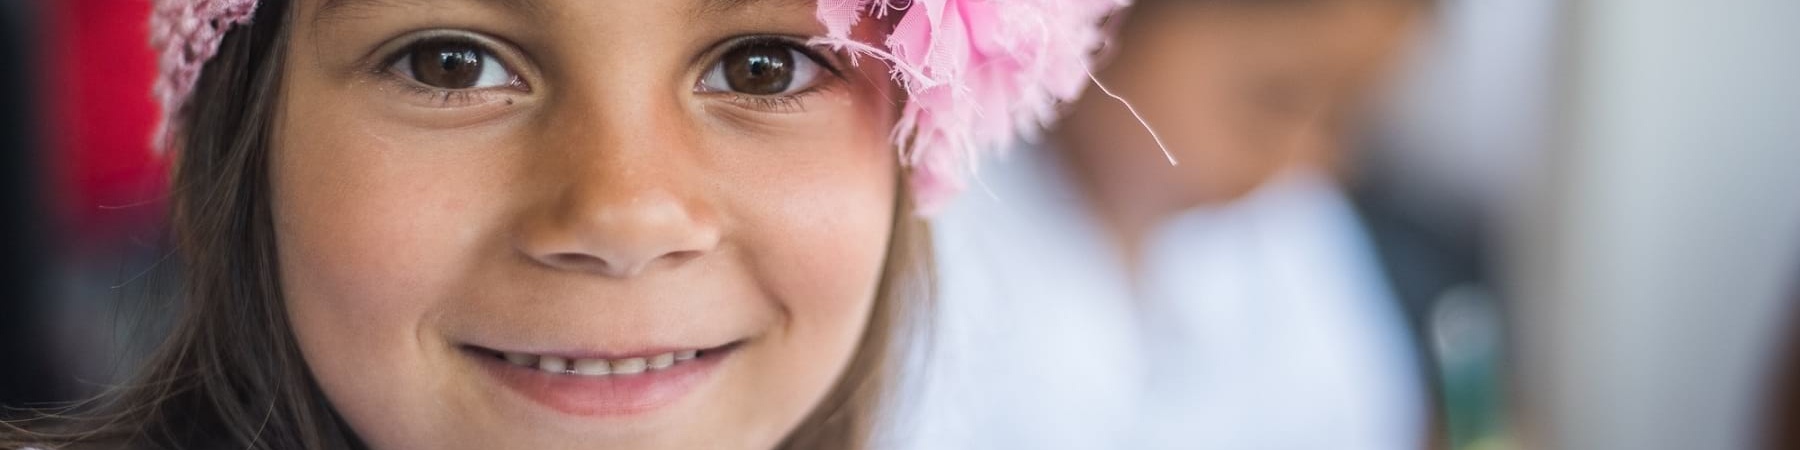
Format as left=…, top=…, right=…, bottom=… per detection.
left=881, top=0, right=1499, bottom=449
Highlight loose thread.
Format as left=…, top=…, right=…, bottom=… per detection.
left=1086, top=68, right=1178, bottom=166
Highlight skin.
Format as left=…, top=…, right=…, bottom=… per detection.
left=270, top=0, right=899, bottom=449
left=1056, top=0, right=1426, bottom=271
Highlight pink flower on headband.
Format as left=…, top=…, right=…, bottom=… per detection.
left=151, top=0, right=1128, bottom=213
left=815, top=0, right=1128, bottom=213
left=151, top=0, right=258, bottom=148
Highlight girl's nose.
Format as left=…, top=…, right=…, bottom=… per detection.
left=515, top=186, right=721, bottom=278
left=511, top=109, right=722, bottom=278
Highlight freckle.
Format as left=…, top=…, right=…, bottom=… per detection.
left=506, top=99, right=515, bottom=105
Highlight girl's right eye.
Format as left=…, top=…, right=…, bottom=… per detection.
left=698, top=40, right=825, bottom=97
left=389, top=38, right=518, bottom=90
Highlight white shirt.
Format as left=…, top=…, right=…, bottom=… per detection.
left=879, top=149, right=1427, bottom=450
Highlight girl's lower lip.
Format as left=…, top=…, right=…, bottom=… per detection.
left=467, top=345, right=730, bottom=417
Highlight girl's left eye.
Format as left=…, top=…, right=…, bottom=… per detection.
left=390, top=39, right=516, bottom=90
left=698, top=40, right=826, bottom=97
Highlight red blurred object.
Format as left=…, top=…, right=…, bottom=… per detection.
left=43, top=0, right=168, bottom=255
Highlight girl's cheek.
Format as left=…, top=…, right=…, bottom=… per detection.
left=274, top=65, right=521, bottom=371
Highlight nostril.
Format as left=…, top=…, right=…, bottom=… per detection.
left=543, top=252, right=613, bottom=273
left=536, top=249, right=705, bottom=277
left=662, top=249, right=705, bottom=266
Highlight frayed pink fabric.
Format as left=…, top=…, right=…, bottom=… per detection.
left=814, top=0, right=1129, bottom=213
left=150, top=0, right=257, bottom=149
left=151, top=0, right=1128, bottom=214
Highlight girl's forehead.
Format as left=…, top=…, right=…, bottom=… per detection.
left=309, top=0, right=819, bottom=21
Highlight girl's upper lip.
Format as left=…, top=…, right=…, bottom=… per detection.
left=465, top=340, right=740, bottom=361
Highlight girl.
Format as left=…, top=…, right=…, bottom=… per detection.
left=3, top=0, right=1123, bottom=449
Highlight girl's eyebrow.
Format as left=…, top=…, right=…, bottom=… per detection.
left=695, top=0, right=814, bottom=16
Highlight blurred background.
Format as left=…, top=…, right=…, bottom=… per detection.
left=1, top=0, right=1796, bottom=449
left=2, top=0, right=179, bottom=416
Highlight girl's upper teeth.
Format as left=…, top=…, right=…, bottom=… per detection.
left=612, top=358, right=647, bottom=375
left=502, top=350, right=698, bottom=376
left=537, top=356, right=568, bottom=373
left=572, top=358, right=610, bottom=375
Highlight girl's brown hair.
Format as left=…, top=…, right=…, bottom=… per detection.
left=2, top=1, right=930, bottom=448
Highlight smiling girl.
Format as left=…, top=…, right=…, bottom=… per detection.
left=1, top=0, right=1123, bottom=449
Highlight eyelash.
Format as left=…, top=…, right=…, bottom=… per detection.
left=371, top=34, right=847, bottom=113
left=727, top=93, right=810, bottom=113
left=393, top=82, right=509, bottom=108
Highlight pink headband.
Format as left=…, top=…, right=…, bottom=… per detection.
left=150, top=0, right=257, bottom=151
left=152, top=0, right=1129, bottom=213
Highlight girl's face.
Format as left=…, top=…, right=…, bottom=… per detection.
left=270, top=1, right=898, bottom=449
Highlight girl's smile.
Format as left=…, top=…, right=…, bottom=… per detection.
left=465, top=341, right=740, bottom=417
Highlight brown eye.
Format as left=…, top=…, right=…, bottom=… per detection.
left=723, top=43, right=793, bottom=95
left=700, top=40, right=824, bottom=97
left=391, top=38, right=515, bottom=90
